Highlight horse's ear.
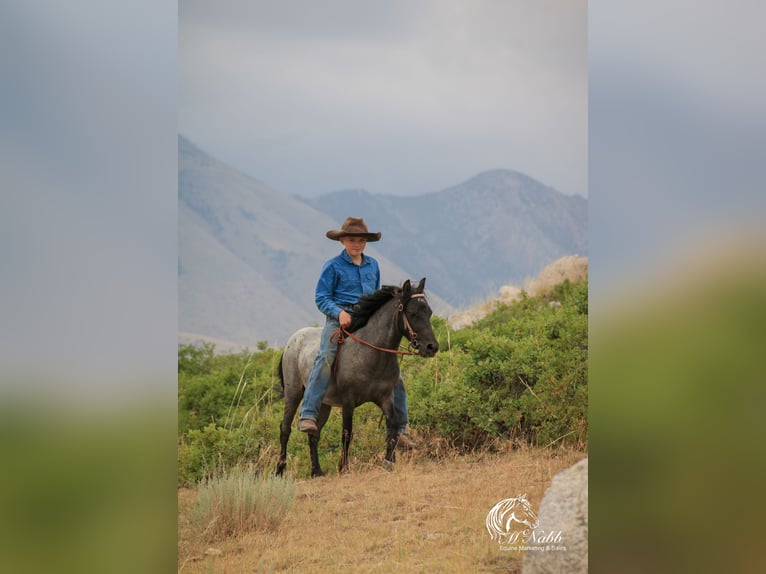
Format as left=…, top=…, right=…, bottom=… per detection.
left=416, top=277, right=426, bottom=292
left=402, top=279, right=411, bottom=295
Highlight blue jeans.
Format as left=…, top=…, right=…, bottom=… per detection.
left=300, top=315, right=409, bottom=434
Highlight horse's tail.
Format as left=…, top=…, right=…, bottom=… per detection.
left=273, top=351, right=285, bottom=399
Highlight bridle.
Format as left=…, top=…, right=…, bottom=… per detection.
left=330, top=292, right=427, bottom=357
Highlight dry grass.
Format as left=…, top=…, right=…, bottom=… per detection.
left=178, top=445, right=585, bottom=573
left=524, top=255, right=588, bottom=297
left=448, top=255, right=588, bottom=329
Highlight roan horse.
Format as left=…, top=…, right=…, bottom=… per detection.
left=275, top=278, right=439, bottom=478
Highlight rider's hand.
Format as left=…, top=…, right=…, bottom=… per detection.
left=338, top=310, right=352, bottom=328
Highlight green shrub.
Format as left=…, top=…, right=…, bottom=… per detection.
left=403, top=279, right=588, bottom=450
left=178, top=345, right=284, bottom=485
left=178, top=345, right=281, bottom=434
left=178, top=423, right=269, bottom=486
left=177, top=279, right=588, bottom=482
left=178, top=342, right=215, bottom=375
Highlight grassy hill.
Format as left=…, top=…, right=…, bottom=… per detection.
left=178, top=447, right=585, bottom=573
left=177, top=275, right=587, bottom=571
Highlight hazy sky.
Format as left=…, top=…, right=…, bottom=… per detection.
left=180, top=0, right=587, bottom=197
left=6, top=0, right=763, bottom=397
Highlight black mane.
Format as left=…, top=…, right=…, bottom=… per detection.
left=347, top=285, right=398, bottom=333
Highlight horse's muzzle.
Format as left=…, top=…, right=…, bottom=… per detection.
left=419, top=341, right=439, bottom=358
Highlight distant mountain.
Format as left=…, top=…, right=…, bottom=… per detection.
left=302, top=169, right=587, bottom=307
left=179, top=136, right=586, bottom=349
left=178, top=136, right=451, bottom=350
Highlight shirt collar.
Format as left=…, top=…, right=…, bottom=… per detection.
left=339, top=249, right=367, bottom=266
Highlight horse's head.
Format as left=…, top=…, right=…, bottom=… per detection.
left=400, top=278, right=439, bottom=358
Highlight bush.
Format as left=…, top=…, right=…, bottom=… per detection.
left=190, top=466, right=296, bottom=541
left=178, top=345, right=281, bottom=433
left=177, top=280, right=588, bottom=483
left=404, top=279, right=588, bottom=450
left=178, top=342, right=215, bottom=375
left=178, top=345, right=284, bottom=485
left=178, top=423, right=270, bottom=486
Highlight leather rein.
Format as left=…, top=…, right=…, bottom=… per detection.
left=330, top=293, right=426, bottom=357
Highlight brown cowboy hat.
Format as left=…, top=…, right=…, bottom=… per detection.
left=326, top=216, right=382, bottom=242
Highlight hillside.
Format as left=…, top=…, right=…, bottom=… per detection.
left=448, top=255, right=588, bottom=330
left=178, top=448, right=585, bottom=573
left=179, top=136, right=444, bottom=349
left=178, top=273, right=589, bottom=571
left=179, top=135, right=586, bottom=348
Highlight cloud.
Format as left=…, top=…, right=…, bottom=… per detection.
left=179, top=0, right=587, bottom=196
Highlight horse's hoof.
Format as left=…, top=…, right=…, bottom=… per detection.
left=311, top=469, right=325, bottom=478
left=381, top=460, right=394, bottom=472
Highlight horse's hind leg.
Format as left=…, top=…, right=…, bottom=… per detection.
left=275, top=388, right=304, bottom=477
left=308, top=403, right=331, bottom=478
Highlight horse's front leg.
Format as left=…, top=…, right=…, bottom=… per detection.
left=308, top=434, right=324, bottom=478
left=380, top=397, right=398, bottom=470
left=338, top=404, right=354, bottom=474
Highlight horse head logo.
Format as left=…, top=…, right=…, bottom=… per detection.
left=485, top=494, right=539, bottom=544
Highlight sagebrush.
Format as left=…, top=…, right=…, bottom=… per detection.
left=190, top=465, right=296, bottom=541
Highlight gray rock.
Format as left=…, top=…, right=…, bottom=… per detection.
left=522, top=458, right=588, bottom=574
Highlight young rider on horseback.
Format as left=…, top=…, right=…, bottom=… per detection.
left=298, top=216, right=416, bottom=450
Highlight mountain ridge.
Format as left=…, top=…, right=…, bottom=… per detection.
left=179, top=135, right=587, bottom=349
left=300, top=169, right=586, bottom=308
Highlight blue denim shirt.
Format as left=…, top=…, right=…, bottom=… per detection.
left=315, top=249, right=381, bottom=320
